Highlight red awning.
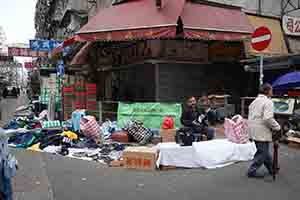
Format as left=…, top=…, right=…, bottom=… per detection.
left=77, top=0, right=185, bottom=41
left=181, top=2, right=254, bottom=41
left=51, top=36, right=81, bottom=57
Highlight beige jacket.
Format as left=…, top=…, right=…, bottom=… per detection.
left=248, top=95, right=281, bottom=142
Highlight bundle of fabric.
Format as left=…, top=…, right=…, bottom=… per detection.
left=224, top=115, right=249, bottom=144
left=38, top=110, right=48, bottom=121
left=100, top=120, right=122, bottom=140
left=3, top=117, right=40, bottom=130
left=42, top=120, right=61, bottom=129
left=8, top=129, right=44, bottom=148
left=80, top=116, right=101, bottom=142
left=124, top=120, right=153, bottom=145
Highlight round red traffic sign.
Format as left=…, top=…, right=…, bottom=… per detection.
left=251, top=26, right=272, bottom=51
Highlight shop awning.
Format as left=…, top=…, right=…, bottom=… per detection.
left=77, top=0, right=185, bottom=41
left=245, top=15, right=289, bottom=57
left=181, top=2, right=253, bottom=41
left=51, top=36, right=80, bottom=57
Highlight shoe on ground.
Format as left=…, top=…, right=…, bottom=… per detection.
left=247, top=172, right=265, bottom=179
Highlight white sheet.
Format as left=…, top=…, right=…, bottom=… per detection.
left=156, top=139, right=257, bottom=169
left=156, top=143, right=198, bottom=168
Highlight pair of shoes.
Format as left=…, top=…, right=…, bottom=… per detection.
left=247, top=172, right=265, bottom=179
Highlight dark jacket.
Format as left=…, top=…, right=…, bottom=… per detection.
left=180, top=107, right=200, bottom=127
left=198, top=107, right=217, bottom=126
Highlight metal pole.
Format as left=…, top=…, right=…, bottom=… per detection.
left=260, top=55, right=264, bottom=86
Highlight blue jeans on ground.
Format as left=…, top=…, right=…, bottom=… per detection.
left=1, top=167, right=13, bottom=200
left=206, top=127, right=215, bottom=140
left=248, top=141, right=273, bottom=176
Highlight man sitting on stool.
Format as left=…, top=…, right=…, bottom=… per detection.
left=180, top=96, right=215, bottom=141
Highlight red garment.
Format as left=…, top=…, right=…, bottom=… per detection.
left=162, top=116, right=175, bottom=129
left=33, top=123, right=42, bottom=129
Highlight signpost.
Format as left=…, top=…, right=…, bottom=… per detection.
left=251, top=26, right=272, bottom=86
left=30, top=39, right=62, bottom=52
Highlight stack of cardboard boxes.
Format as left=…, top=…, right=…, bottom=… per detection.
left=112, top=129, right=177, bottom=171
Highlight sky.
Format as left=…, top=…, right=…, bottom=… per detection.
left=0, top=0, right=37, bottom=45
left=0, top=0, right=37, bottom=64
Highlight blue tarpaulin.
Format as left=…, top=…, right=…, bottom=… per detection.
left=272, top=71, right=300, bottom=90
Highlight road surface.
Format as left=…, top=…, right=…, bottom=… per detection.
left=1, top=95, right=300, bottom=200
left=0, top=93, right=28, bottom=126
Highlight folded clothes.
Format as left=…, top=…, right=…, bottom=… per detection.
left=61, top=131, right=78, bottom=140
left=39, top=135, right=64, bottom=150
left=71, top=138, right=99, bottom=149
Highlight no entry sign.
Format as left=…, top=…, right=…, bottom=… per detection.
left=251, top=26, right=272, bottom=51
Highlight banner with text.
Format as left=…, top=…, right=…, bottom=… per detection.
left=117, top=102, right=182, bottom=129
left=8, top=47, right=49, bottom=57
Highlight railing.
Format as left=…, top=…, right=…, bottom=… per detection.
left=99, top=101, right=119, bottom=122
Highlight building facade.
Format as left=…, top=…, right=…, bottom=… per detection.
left=34, top=0, right=300, bottom=106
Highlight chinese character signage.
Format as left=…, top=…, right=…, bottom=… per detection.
left=56, top=60, right=64, bottom=77
left=30, top=40, right=63, bottom=52
left=282, top=15, right=300, bottom=36
left=8, top=47, right=49, bottom=57
left=24, top=62, right=34, bottom=69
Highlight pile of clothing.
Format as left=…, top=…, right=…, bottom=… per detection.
left=3, top=116, right=41, bottom=130
left=3, top=109, right=158, bottom=166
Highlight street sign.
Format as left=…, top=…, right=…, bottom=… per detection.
left=30, top=40, right=62, bottom=52
left=56, top=60, right=64, bottom=77
left=251, top=26, right=272, bottom=51
left=251, top=26, right=272, bottom=86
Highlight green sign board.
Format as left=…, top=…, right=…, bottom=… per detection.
left=117, top=102, right=182, bottom=129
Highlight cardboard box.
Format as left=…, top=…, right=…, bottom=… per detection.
left=110, top=160, right=124, bottom=167
left=287, top=137, right=300, bottom=149
left=123, top=147, right=158, bottom=170
left=160, top=129, right=176, bottom=143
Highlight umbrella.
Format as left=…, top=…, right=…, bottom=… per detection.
left=272, top=71, right=300, bottom=90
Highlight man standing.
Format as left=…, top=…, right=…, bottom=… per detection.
left=247, top=83, right=281, bottom=178
left=181, top=96, right=214, bottom=141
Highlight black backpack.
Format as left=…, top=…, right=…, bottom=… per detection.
left=175, top=127, right=195, bottom=146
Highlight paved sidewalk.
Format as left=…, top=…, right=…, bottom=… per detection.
left=0, top=94, right=29, bottom=126
left=10, top=144, right=300, bottom=200
left=11, top=150, right=54, bottom=200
